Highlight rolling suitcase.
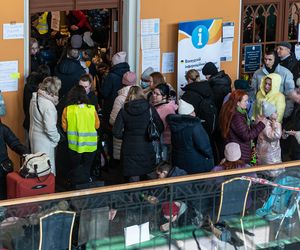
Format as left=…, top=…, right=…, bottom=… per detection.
left=6, top=172, right=55, bottom=199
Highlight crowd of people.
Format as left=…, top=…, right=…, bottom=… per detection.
left=2, top=32, right=300, bottom=197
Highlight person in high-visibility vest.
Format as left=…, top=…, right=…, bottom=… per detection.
left=62, top=85, right=100, bottom=187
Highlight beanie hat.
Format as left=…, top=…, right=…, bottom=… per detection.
left=122, top=71, right=137, bottom=86
left=178, top=99, right=194, bottom=115
left=112, top=51, right=127, bottom=66
left=202, top=62, right=218, bottom=76
left=71, top=34, right=83, bottom=49
left=83, top=31, right=94, bottom=47
left=224, top=142, right=241, bottom=162
left=141, top=67, right=155, bottom=81
left=162, top=202, right=180, bottom=217
left=278, top=41, right=292, bottom=50
left=262, top=101, right=277, bottom=117
left=234, top=79, right=251, bottom=90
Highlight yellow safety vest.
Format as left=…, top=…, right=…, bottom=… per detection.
left=36, top=12, right=49, bottom=35
left=67, top=104, right=97, bottom=153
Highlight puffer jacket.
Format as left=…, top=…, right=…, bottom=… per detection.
left=256, top=119, right=282, bottom=165
left=226, top=110, right=265, bottom=164
left=109, top=85, right=131, bottom=160
left=112, top=99, right=163, bottom=177
left=167, top=114, right=214, bottom=174
left=155, top=101, right=178, bottom=145
left=54, top=57, right=86, bottom=98
left=254, top=73, right=286, bottom=123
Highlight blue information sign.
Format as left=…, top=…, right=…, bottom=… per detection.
left=244, top=45, right=262, bottom=73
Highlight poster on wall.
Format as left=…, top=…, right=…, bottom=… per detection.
left=177, top=19, right=222, bottom=95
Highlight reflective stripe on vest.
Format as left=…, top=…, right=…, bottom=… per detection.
left=36, top=12, right=49, bottom=35
left=67, top=104, right=97, bottom=153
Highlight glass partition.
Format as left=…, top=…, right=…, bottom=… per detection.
left=1, top=163, right=300, bottom=249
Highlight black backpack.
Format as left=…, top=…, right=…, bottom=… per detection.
left=196, top=95, right=218, bottom=135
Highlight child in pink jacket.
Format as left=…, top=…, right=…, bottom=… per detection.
left=256, top=101, right=282, bottom=177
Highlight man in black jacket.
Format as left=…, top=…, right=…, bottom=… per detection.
left=277, top=41, right=300, bottom=82
left=54, top=48, right=86, bottom=99
left=202, top=62, right=231, bottom=113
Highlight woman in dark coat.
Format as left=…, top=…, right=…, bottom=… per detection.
left=113, top=86, right=163, bottom=182
left=167, top=99, right=214, bottom=174
left=219, top=89, right=266, bottom=164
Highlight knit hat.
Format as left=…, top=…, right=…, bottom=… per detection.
left=83, top=31, right=94, bottom=47
left=141, top=67, right=155, bottom=81
left=224, top=142, right=241, bottom=162
left=178, top=99, right=194, bottom=115
left=202, top=62, right=218, bottom=76
left=122, top=71, right=137, bottom=86
left=262, top=101, right=277, bottom=118
left=234, top=79, right=251, bottom=90
left=162, top=202, right=180, bottom=217
left=278, top=41, right=292, bottom=50
left=112, top=51, right=127, bottom=66
left=71, top=34, right=83, bottom=49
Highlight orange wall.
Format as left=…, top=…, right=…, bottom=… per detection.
left=0, top=0, right=25, bottom=166
left=140, top=0, right=241, bottom=86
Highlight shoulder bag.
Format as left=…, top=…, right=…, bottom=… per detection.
left=19, top=152, right=51, bottom=178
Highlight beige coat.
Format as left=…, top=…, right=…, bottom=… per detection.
left=110, top=86, right=131, bottom=160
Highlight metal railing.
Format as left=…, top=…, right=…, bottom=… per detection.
left=1, top=161, right=300, bottom=249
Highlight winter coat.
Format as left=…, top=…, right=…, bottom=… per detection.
left=251, top=64, right=295, bottom=118
left=167, top=114, right=214, bottom=174
left=109, top=86, right=131, bottom=160
left=226, top=110, right=265, bottom=164
left=208, top=71, right=231, bottom=112
left=254, top=73, right=286, bottom=123
left=54, top=57, right=86, bottom=98
left=0, top=123, right=28, bottom=164
left=29, top=93, right=60, bottom=175
left=181, top=81, right=216, bottom=134
left=112, top=99, right=164, bottom=177
left=280, top=54, right=299, bottom=82
left=256, top=119, right=282, bottom=165
left=155, top=101, right=178, bottom=145
left=99, top=62, right=130, bottom=124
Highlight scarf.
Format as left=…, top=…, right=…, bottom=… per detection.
left=236, top=106, right=250, bottom=126
left=264, top=55, right=280, bottom=74
left=37, top=89, right=59, bottom=106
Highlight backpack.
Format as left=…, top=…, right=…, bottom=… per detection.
left=196, top=95, right=218, bottom=135
left=256, top=170, right=300, bottom=221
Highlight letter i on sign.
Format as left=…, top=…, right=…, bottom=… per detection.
left=197, top=28, right=203, bottom=46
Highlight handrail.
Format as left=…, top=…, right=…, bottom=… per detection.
left=0, top=160, right=299, bottom=207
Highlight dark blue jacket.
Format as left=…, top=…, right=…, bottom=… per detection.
left=0, top=123, right=28, bottom=164
left=99, top=62, right=130, bottom=124
left=167, top=114, right=214, bottom=174
left=54, top=57, right=86, bottom=99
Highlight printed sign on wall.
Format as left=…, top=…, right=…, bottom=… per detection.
left=177, top=19, right=222, bottom=95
